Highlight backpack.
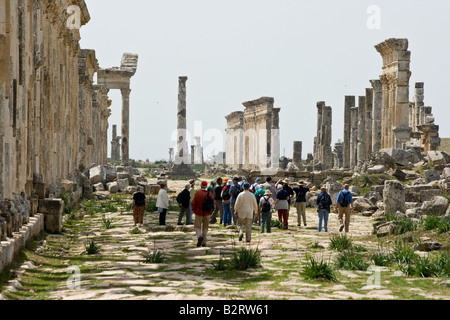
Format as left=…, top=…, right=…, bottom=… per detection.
left=338, top=192, right=349, bottom=208
left=202, top=191, right=215, bottom=212
left=222, top=186, right=231, bottom=201
left=255, top=190, right=263, bottom=204
left=318, top=193, right=331, bottom=210
left=261, top=197, right=272, bottom=212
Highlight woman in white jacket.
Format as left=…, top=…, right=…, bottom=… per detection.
left=156, top=184, right=169, bottom=226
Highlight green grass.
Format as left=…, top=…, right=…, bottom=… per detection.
left=301, top=256, right=338, bottom=282
left=102, top=215, right=114, bottom=229
left=142, top=248, right=167, bottom=264
left=85, top=240, right=101, bottom=255
left=399, top=251, right=450, bottom=278
left=130, top=227, right=143, bottom=235
left=370, top=248, right=393, bottom=266
left=271, top=219, right=287, bottom=230
left=229, top=247, right=262, bottom=271
left=329, top=234, right=353, bottom=252
left=335, top=250, right=370, bottom=271
left=392, top=241, right=418, bottom=265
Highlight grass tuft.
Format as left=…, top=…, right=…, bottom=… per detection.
left=301, top=256, right=338, bottom=282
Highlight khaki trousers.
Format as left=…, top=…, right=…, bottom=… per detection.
left=338, top=206, right=351, bottom=233
left=296, top=202, right=307, bottom=226
left=238, top=217, right=253, bottom=243
left=194, top=215, right=210, bottom=244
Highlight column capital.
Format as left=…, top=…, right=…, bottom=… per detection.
left=370, top=79, right=382, bottom=92
left=120, top=88, right=131, bottom=97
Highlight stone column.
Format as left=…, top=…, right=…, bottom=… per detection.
left=168, top=148, right=174, bottom=164
left=120, top=88, right=131, bottom=166
left=370, top=80, right=382, bottom=153
left=321, top=105, right=333, bottom=170
left=315, top=102, right=325, bottom=162
left=350, top=107, right=359, bottom=170
left=365, top=88, right=373, bottom=158
left=343, top=96, right=355, bottom=169
left=357, top=96, right=366, bottom=165
left=414, top=83, right=425, bottom=129
left=375, top=39, right=412, bottom=149
left=176, top=76, right=189, bottom=164
left=270, top=108, right=281, bottom=169
left=293, top=141, right=303, bottom=168
left=194, top=136, right=203, bottom=164
left=111, top=125, right=121, bottom=161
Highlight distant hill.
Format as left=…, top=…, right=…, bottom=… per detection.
left=439, top=138, right=450, bottom=154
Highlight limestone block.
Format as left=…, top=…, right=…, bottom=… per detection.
left=30, top=196, right=38, bottom=217
left=117, top=179, right=130, bottom=192
left=376, top=221, right=397, bottom=238
left=367, top=165, right=386, bottom=174
left=380, top=148, right=419, bottom=166
left=34, top=183, right=47, bottom=200
left=107, top=182, right=119, bottom=194
left=38, top=199, right=64, bottom=234
left=427, top=151, right=447, bottom=166
left=117, top=172, right=131, bottom=181
left=0, top=217, right=6, bottom=241
left=61, top=180, right=76, bottom=194
left=104, top=166, right=117, bottom=183
left=90, top=165, right=107, bottom=185
left=424, top=170, right=441, bottom=184
left=95, top=191, right=111, bottom=201
left=354, top=198, right=377, bottom=213
left=93, top=183, right=105, bottom=192
left=421, top=196, right=449, bottom=216
left=443, top=168, right=450, bottom=179
left=124, top=186, right=138, bottom=195
left=420, top=189, right=442, bottom=203
left=383, top=180, right=406, bottom=215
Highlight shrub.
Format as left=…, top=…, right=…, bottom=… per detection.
left=329, top=235, right=353, bottom=252
left=85, top=240, right=100, bottom=255
left=335, top=250, right=369, bottom=271
left=142, top=248, right=166, bottom=264
left=101, top=202, right=118, bottom=213
left=394, top=217, right=418, bottom=235
left=422, top=216, right=441, bottom=231
left=370, top=249, right=392, bottom=267
left=437, top=218, right=450, bottom=234
left=271, top=220, right=287, bottom=230
left=353, top=245, right=368, bottom=253
left=229, top=247, right=261, bottom=271
left=102, top=215, right=114, bottom=229
left=392, top=241, right=418, bottom=265
left=301, top=257, right=338, bottom=282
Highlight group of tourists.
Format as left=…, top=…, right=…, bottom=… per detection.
left=130, top=177, right=355, bottom=248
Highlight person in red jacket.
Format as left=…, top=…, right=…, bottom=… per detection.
left=191, top=181, right=215, bottom=247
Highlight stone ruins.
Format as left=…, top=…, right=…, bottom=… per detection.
left=0, top=0, right=140, bottom=266
left=225, top=97, right=281, bottom=171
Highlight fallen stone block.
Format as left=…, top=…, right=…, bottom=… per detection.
left=107, top=182, right=119, bottom=194
left=427, top=151, right=447, bottom=166
left=38, top=199, right=64, bottom=234
left=421, top=196, right=449, bottom=216
left=89, top=165, right=106, bottom=185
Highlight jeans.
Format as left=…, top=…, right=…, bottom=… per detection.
left=318, top=209, right=329, bottom=232
left=223, top=202, right=232, bottom=226
left=159, top=209, right=167, bottom=226
left=230, top=202, right=238, bottom=225
left=261, top=211, right=272, bottom=233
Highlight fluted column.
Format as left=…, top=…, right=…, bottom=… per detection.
left=370, top=80, right=383, bottom=153
left=343, top=96, right=355, bottom=169
left=121, top=88, right=131, bottom=166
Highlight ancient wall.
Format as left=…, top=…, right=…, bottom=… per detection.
left=0, top=0, right=111, bottom=201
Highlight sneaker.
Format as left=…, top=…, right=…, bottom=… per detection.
left=197, top=236, right=204, bottom=248
left=339, top=224, right=345, bottom=232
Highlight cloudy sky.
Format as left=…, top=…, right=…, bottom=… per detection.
left=80, top=0, right=450, bottom=162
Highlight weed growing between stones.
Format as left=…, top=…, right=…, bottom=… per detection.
left=85, top=239, right=101, bottom=255
left=392, top=240, right=418, bottom=265
left=329, top=234, right=353, bottom=252
left=130, top=227, right=143, bottom=234
left=271, top=219, right=287, bottom=230
left=102, top=215, right=115, bottom=229
left=300, top=256, right=338, bottom=282
left=370, top=248, right=393, bottom=267
left=335, top=250, right=370, bottom=271
left=142, top=248, right=166, bottom=264
left=229, top=247, right=262, bottom=271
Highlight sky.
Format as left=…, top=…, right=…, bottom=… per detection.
left=80, top=0, right=450, bottom=162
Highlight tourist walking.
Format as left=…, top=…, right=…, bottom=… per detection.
left=253, top=184, right=266, bottom=225
left=293, top=181, right=316, bottom=227
left=207, top=180, right=216, bottom=193
left=191, top=181, right=216, bottom=247
left=274, top=184, right=290, bottom=229
left=132, top=186, right=147, bottom=227
left=262, top=177, right=276, bottom=201
left=210, top=177, right=224, bottom=224
left=335, top=184, right=354, bottom=233
left=222, top=180, right=233, bottom=226
left=316, top=187, right=333, bottom=233
left=258, top=190, right=274, bottom=234
left=230, top=177, right=242, bottom=225
left=188, top=179, right=196, bottom=225
left=234, top=183, right=259, bottom=243
left=176, top=184, right=191, bottom=225
left=156, top=184, right=169, bottom=226
left=251, top=178, right=261, bottom=193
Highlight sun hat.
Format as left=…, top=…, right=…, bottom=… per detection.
left=264, top=190, right=272, bottom=196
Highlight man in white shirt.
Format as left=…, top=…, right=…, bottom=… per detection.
left=234, top=183, right=259, bottom=243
